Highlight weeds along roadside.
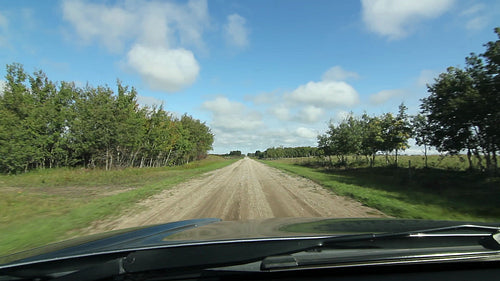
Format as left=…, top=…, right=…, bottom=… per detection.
left=0, top=156, right=239, bottom=256
left=261, top=156, right=500, bottom=222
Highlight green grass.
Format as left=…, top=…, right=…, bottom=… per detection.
left=0, top=160, right=227, bottom=189
left=262, top=158, right=500, bottom=222
left=290, top=154, right=486, bottom=171
left=0, top=156, right=238, bottom=256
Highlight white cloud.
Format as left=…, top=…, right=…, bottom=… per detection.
left=247, top=66, right=360, bottom=127
left=460, top=4, right=485, bottom=17
left=202, top=96, right=243, bottom=114
left=270, top=105, right=290, bottom=121
left=136, top=95, right=165, bottom=108
left=296, top=127, right=317, bottom=139
left=322, top=66, right=359, bottom=81
left=247, top=90, right=279, bottom=105
left=460, top=4, right=489, bottom=31
left=297, top=105, right=324, bottom=123
left=369, top=89, right=404, bottom=105
left=224, top=13, right=249, bottom=48
left=62, top=0, right=209, bottom=92
left=210, top=123, right=321, bottom=154
left=202, top=96, right=262, bottom=131
left=0, top=80, right=6, bottom=95
left=287, top=81, right=359, bottom=108
left=137, top=3, right=172, bottom=48
left=62, top=0, right=209, bottom=51
left=202, top=96, right=323, bottom=153
left=0, top=11, right=8, bottom=47
left=61, top=0, right=136, bottom=52
left=223, top=127, right=316, bottom=153
left=334, top=110, right=351, bottom=122
left=416, top=69, right=439, bottom=87
left=361, top=0, right=454, bottom=39
left=166, top=0, right=209, bottom=49
left=216, top=66, right=361, bottom=153
left=465, top=17, right=488, bottom=31
left=0, top=12, right=7, bottom=27
left=229, top=66, right=361, bottom=152
left=404, top=139, right=440, bottom=155
left=127, top=44, right=200, bottom=92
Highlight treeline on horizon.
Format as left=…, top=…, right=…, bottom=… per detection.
left=249, top=147, right=319, bottom=159
left=0, top=63, right=214, bottom=173
left=254, top=28, right=500, bottom=173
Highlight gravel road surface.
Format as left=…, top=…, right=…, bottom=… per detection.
left=89, top=158, right=386, bottom=232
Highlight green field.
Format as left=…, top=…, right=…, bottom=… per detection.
left=0, top=156, right=238, bottom=256
left=262, top=155, right=499, bottom=222
left=1, top=154, right=498, bottom=257
left=295, top=154, right=488, bottom=171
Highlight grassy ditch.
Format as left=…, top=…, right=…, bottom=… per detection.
left=262, top=158, right=500, bottom=222
left=0, top=156, right=238, bottom=256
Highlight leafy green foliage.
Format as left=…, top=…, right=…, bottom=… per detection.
left=312, top=28, right=499, bottom=172
left=317, top=106, right=411, bottom=167
left=263, top=158, right=499, bottom=222
left=228, top=150, right=242, bottom=156
left=420, top=29, right=499, bottom=172
left=0, top=156, right=238, bottom=256
left=411, top=114, right=432, bottom=168
left=255, top=146, right=319, bottom=159
left=0, top=64, right=214, bottom=173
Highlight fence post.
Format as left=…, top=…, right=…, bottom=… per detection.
left=408, top=160, right=412, bottom=182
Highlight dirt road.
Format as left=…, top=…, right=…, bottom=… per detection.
left=90, top=158, right=385, bottom=232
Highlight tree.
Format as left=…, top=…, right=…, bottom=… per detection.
left=318, top=132, right=334, bottom=164
left=257, top=147, right=318, bottom=159
left=255, top=150, right=262, bottom=158
left=391, top=103, right=412, bottom=167
left=179, top=114, right=214, bottom=163
left=334, top=115, right=363, bottom=164
left=378, top=112, right=396, bottom=164
left=412, top=114, right=432, bottom=168
left=229, top=150, right=242, bottom=156
left=317, top=114, right=363, bottom=166
left=478, top=27, right=500, bottom=171
left=421, top=67, right=476, bottom=163
left=0, top=63, right=34, bottom=173
left=360, top=114, right=384, bottom=167
left=0, top=63, right=215, bottom=173
left=70, top=85, right=117, bottom=169
left=319, top=107, right=410, bottom=168
left=113, top=81, right=145, bottom=167
left=421, top=28, right=500, bottom=172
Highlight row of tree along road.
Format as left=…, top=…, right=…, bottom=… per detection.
left=255, top=28, right=500, bottom=173
left=2, top=29, right=499, bottom=174
left=0, top=64, right=214, bottom=173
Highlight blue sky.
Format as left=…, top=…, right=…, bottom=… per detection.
left=1, top=0, right=499, bottom=154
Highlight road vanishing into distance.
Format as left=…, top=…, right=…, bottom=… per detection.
left=88, top=158, right=386, bottom=233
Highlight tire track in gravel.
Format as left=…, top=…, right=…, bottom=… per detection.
left=87, top=157, right=386, bottom=233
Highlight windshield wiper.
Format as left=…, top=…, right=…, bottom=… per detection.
left=258, top=224, right=500, bottom=271
left=2, top=224, right=499, bottom=280
left=122, top=224, right=499, bottom=274
left=320, top=224, right=500, bottom=249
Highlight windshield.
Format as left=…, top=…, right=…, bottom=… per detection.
left=0, top=0, right=499, bottom=263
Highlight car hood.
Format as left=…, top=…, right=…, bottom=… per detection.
left=1, top=217, right=498, bottom=267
